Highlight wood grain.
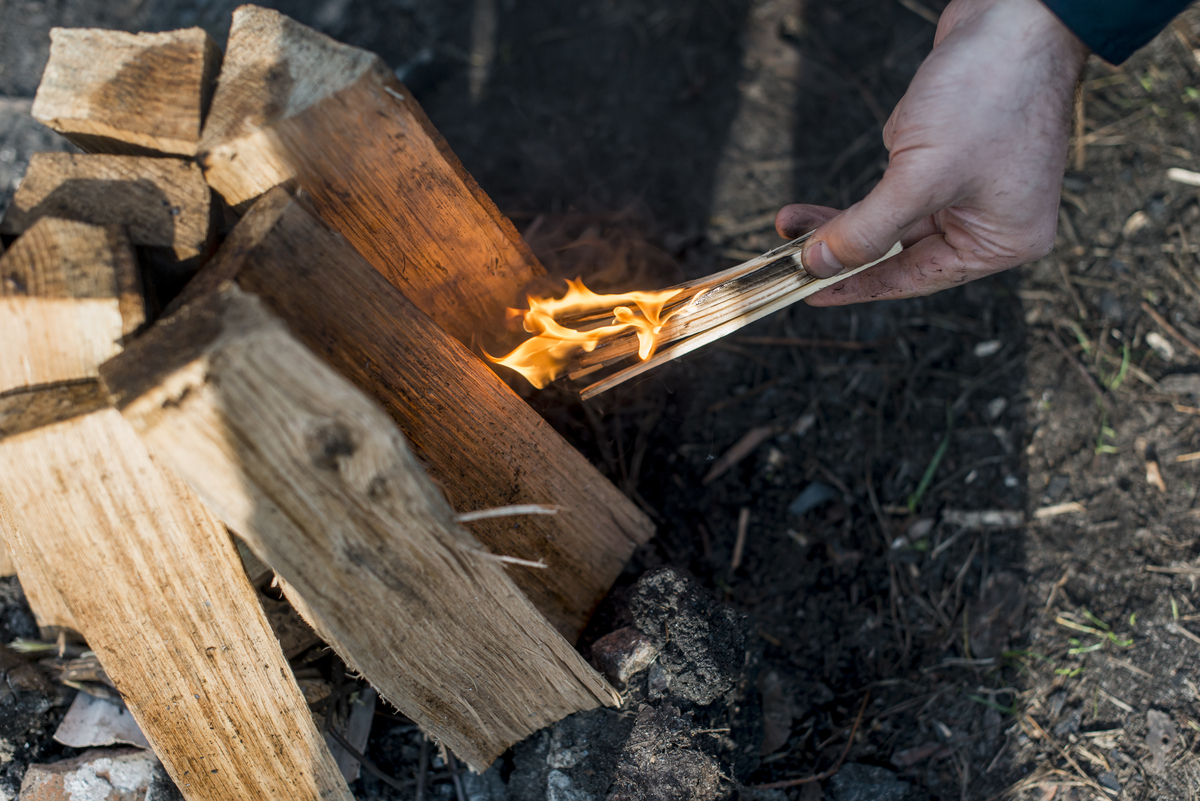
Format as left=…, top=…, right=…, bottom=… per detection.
left=32, top=27, right=221, bottom=156
left=167, top=188, right=653, bottom=641
left=103, top=285, right=619, bottom=770
left=0, top=218, right=350, bottom=800
left=197, top=5, right=544, bottom=347
left=0, top=217, right=143, bottom=394
left=0, top=494, right=75, bottom=634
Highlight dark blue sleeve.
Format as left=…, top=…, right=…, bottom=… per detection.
left=1041, top=0, right=1194, bottom=64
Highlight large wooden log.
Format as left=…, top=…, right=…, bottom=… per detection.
left=167, top=188, right=653, bottom=641
left=32, top=27, right=221, bottom=157
left=101, top=284, right=619, bottom=770
left=0, top=217, right=350, bottom=801
left=0, top=152, right=218, bottom=305
left=197, top=5, right=543, bottom=347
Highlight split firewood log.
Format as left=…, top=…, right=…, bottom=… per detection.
left=162, top=187, right=652, bottom=642
left=32, top=27, right=221, bottom=156
left=0, top=152, right=218, bottom=305
left=0, top=216, right=351, bottom=801
left=196, top=5, right=543, bottom=347
left=101, top=283, right=620, bottom=771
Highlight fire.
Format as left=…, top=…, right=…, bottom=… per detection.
left=488, top=278, right=682, bottom=388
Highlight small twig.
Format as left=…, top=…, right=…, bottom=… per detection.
left=1073, top=80, right=1086, bottom=171
left=326, top=727, right=408, bottom=792
left=1058, top=260, right=1089, bottom=319
left=1145, top=564, right=1200, bottom=575
left=896, top=0, right=940, bottom=25
left=415, top=734, right=430, bottom=801
left=468, top=549, right=548, bottom=569
left=1142, top=301, right=1200, bottom=360
left=751, top=692, right=869, bottom=789
left=455, top=504, right=559, bottom=522
left=1022, top=715, right=1112, bottom=798
left=446, top=751, right=467, bottom=801
left=1170, top=623, right=1200, bottom=647
left=730, top=507, right=750, bottom=572
left=1045, top=567, right=1072, bottom=609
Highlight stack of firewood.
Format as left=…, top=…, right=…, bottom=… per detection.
left=0, top=8, right=655, bottom=798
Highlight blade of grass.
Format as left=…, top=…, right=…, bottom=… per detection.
left=908, top=406, right=953, bottom=512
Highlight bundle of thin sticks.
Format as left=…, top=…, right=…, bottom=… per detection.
left=555, top=233, right=902, bottom=399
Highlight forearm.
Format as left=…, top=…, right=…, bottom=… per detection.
left=1041, top=0, right=1194, bottom=63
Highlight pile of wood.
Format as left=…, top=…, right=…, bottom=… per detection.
left=0, top=8, right=654, bottom=798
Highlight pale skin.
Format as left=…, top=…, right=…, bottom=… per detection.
left=776, top=0, right=1090, bottom=306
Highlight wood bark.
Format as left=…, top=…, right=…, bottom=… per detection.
left=32, top=27, right=221, bottom=156
left=0, top=217, right=350, bottom=801
left=167, top=188, right=653, bottom=641
left=197, top=5, right=543, bottom=347
left=101, top=284, right=619, bottom=770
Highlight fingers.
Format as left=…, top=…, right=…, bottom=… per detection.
left=800, top=170, right=951, bottom=278
left=775, top=204, right=840, bottom=239
left=804, top=233, right=1006, bottom=307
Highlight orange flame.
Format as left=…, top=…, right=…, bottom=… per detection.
left=488, top=278, right=682, bottom=388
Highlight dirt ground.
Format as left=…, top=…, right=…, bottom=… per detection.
left=4, top=0, right=1200, bottom=799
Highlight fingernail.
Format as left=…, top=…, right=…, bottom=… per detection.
left=802, top=240, right=844, bottom=279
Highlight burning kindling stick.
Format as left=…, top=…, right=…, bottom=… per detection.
left=491, top=232, right=902, bottom=399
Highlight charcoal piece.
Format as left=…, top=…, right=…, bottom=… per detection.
left=629, top=569, right=747, bottom=707
left=607, top=705, right=726, bottom=801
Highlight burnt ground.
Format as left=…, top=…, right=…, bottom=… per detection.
left=4, top=0, right=1200, bottom=799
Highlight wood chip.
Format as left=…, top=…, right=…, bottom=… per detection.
left=1034, top=502, right=1086, bottom=519
left=1147, top=460, right=1167, bottom=492
left=1168, top=167, right=1200, bottom=187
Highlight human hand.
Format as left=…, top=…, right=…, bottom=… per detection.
left=776, top=0, right=1088, bottom=306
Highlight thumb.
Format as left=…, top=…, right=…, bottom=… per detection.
left=801, top=169, right=950, bottom=278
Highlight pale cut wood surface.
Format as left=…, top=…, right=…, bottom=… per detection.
left=0, top=216, right=142, bottom=394
left=0, top=218, right=350, bottom=800
left=197, top=5, right=544, bottom=347
left=0, top=540, right=13, bottom=578
left=0, top=496, right=76, bottom=634
left=103, top=285, right=619, bottom=771
left=1, top=153, right=216, bottom=262
left=32, top=27, right=221, bottom=156
left=169, top=188, right=653, bottom=641
left=0, top=412, right=353, bottom=801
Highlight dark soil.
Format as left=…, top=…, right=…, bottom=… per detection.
left=4, top=0, right=1200, bottom=799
